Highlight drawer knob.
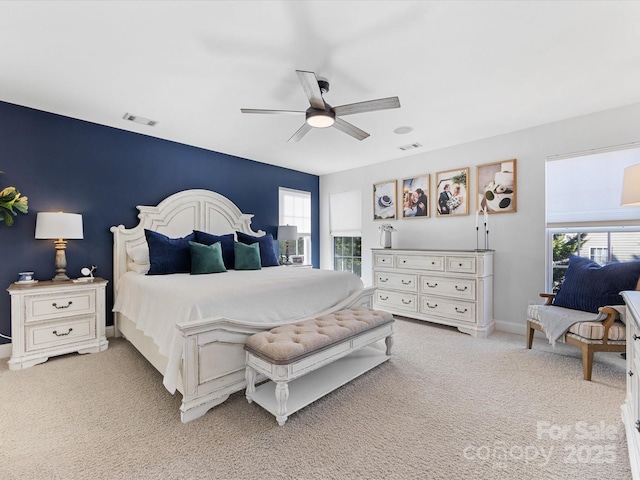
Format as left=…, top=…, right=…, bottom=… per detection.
left=459, top=263, right=463, bottom=267
left=402, top=260, right=406, bottom=264
left=401, top=299, right=412, bottom=305
left=431, top=262, right=435, bottom=265
left=636, top=420, right=640, bottom=433
left=634, top=334, right=640, bottom=341
left=455, top=307, right=468, bottom=314
left=629, top=370, right=634, bottom=377
left=426, top=282, right=438, bottom=288
left=426, top=303, right=437, bottom=309
left=401, top=280, right=412, bottom=285
left=455, top=286, right=468, bottom=292
left=52, top=328, right=73, bottom=337
left=52, top=301, right=73, bottom=310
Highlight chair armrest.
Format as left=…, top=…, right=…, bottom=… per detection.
left=539, top=293, right=555, bottom=306
left=597, top=306, right=619, bottom=345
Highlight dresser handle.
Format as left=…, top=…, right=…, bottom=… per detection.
left=455, top=286, right=468, bottom=292
left=634, top=334, right=640, bottom=341
left=426, top=282, right=438, bottom=288
left=629, top=370, right=634, bottom=377
left=426, top=303, right=437, bottom=309
left=52, top=301, right=73, bottom=309
left=636, top=420, right=640, bottom=433
left=401, top=280, right=412, bottom=285
left=380, top=295, right=389, bottom=301
left=455, top=307, right=468, bottom=314
left=52, top=328, right=73, bottom=337
left=379, top=278, right=388, bottom=282
left=401, top=299, right=412, bottom=305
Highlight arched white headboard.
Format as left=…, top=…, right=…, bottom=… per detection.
left=110, top=189, right=264, bottom=291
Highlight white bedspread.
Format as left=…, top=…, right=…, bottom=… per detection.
left=112, top=267, right=364, bottom=392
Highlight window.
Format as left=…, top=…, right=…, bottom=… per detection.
left=329, top=190, right=362, bottom=276
left=279, top=187, right=311, bottom=264
left=334, top=236, right=361, bottom=277
left=589, top=247, right=609, bottom=265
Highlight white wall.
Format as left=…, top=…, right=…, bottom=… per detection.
left=320, top=103, right=640, bottom=334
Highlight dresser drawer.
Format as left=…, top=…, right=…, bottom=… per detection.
left=25, top=290, right=96, bottom=322
left=420, top=276, right=476, bottom=300
left=25, top=316, right=97, bottom=351
left=446, top=256, right=476, bottom=274
left=373, top=253, right=395, bottom=268
left=420, top=297, right=475, bottom=323
left=396, top=254, right=444, bottom=271
left=375, top=290, right=417, bottom=312
left=374, top=271, right=418, bottom=292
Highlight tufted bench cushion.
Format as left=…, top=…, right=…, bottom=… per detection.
left=245, top=306, right=394, bottom=364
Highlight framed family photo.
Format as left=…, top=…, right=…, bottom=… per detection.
left=435, top=167, right=469, bottom=216
left=477, top=159, right=517, bottom=214
left=402, top=175, right=430, bottom=218
left=373, top=179, right=397, bottom=220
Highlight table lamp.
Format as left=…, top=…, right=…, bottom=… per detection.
left=35, top=212, right=83, bottom=281
left=277, top=225, right=298, bottom=265
left=621, top=163, right=640, bottom=206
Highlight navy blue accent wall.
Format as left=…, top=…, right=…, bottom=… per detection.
left=0, top=101, right=319, bottom=343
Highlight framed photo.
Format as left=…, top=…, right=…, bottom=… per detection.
left=290, top=255, right=304, bottom=265
left=435, top=167, right=469, bottom=216
left=477, top=159, right=517, bottom=214
left=373, top=179, right=397, bottom=220
left=402, top=175, right=430, bottom=218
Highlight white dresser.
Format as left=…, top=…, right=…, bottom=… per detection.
left=622, top=290, right=640, bottom=480
left=372, top=248, right=494, bottom=337
left=7, top=278, right=109, bottom=370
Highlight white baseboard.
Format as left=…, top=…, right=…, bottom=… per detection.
left=0, top=325, right=117, bottom=360
left=0, top=342, right=12, bottom=359
left=493, top=319, right=544, bottom=339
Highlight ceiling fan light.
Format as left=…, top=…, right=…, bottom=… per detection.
left=306, top=110, right=335, bottom=128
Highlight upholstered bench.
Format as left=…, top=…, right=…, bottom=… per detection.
left=244, top=306, right=394, bottom=426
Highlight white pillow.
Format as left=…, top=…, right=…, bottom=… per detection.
left=127, top=243, right=149, bottom=265
left=127, top=261, right=150, bottom=275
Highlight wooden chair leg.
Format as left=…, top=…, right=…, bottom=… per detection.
left=526, top=320, right=535, bottom=349
left=581, top=344, right=594, bottom=381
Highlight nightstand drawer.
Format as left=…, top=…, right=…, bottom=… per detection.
left=26, top=316, right=96, bottom=351
left=25, top=290, right=96, bottom=322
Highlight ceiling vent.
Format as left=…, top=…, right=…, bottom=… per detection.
left=398, top=142, right=422, bottom=151
left=123, top=113, right=158, bottom=127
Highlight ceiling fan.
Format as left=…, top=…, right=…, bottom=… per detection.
left=241, top=70, right=400, bottom=142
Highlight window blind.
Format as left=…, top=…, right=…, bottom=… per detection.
left=329, top=190, right=361, bottom=236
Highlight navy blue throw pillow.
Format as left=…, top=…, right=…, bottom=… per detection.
left=236, top=231, right=279, bottom=267
left=145, top=229, right=195, bottom=275
left=553, top=255, right=640, bottom=313
left=193, top=231, right=235, bottom=269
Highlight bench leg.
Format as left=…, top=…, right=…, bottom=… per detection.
left=275, top=381, right=290, bottom=426
left=245, top=366, right=256, bottom=403
left=385, top=334, right=394, bottom=356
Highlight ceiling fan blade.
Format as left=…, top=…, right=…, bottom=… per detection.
left=287, top=122, right=313, bottom=143
left=296, top=70, right=325, bottom=110
left=240, top=108, right=304, bottom=115
left=333, top=117, right=370, bottom=141
left=332, top=96, right=400, bottom=116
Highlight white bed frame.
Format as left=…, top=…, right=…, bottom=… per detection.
left=110, top=189, right=374, bottom=423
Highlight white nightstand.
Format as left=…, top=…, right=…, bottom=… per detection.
left=7, top=278, right=108, bottom=370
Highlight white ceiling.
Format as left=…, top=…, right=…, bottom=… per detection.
left=2, top=1, right=640, bottom=176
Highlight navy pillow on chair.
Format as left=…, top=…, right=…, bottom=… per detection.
left=236, top=231, right=280, bottom=267
left=553, top=255, right=640, bottom=313
left=145, top=229, right=195, bottom=275
left=193, top=231, right=235, bottom=269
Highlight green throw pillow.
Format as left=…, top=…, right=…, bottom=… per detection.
left=189, top=241, right=227, bottom=274
left=234, top=242, right=262, bottom=270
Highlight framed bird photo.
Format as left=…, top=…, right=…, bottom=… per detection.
left=435, top=167, right=469, bottom=216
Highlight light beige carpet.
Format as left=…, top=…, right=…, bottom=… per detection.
left=0, top=318, right=632, bottom=480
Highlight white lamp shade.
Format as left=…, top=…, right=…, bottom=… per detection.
left=621, top=163, right=640, bottom=206
left=277, top=225, right=298, bottom=241
left=35, top=212, right=84, bottom=239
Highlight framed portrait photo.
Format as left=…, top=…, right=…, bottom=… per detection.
left=402, top=175, right=430, bottom=218
left=435, top=167, right=469, bottom=216
left=477, top=159, right=517, bottom=214
left=373, top=179, right=397, bottom=220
